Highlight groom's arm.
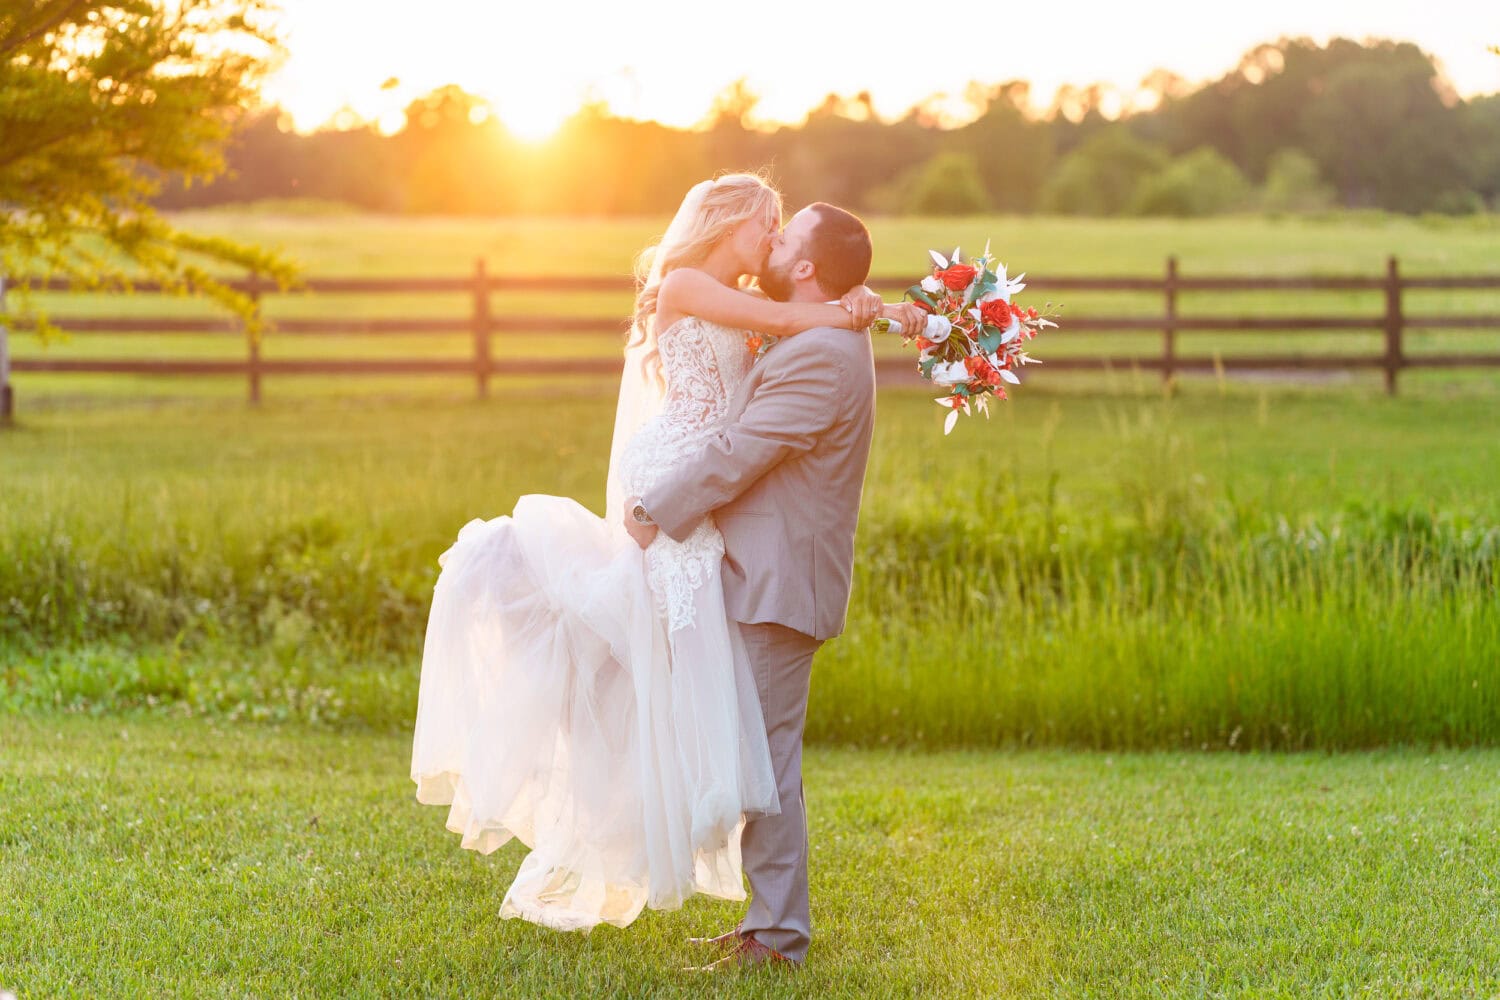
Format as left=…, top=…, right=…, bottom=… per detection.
left=642, top=334, right=851, bottom=543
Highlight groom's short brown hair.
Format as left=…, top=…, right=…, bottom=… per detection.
left=804, top=203, right=872, bottom=299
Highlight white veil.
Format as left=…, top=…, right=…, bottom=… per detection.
left=603, top=179, right=715, bottom=528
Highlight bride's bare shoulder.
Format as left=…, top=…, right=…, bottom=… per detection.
left=657, top=267, right=717, bottom=304
left=655, top=269, right=720, bottom=334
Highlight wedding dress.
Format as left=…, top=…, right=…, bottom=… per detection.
left=409, top=309, right=778, bottom=932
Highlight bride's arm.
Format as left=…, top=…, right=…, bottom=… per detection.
left=657, top=269, right=859, bottom=339
left=744, top=280, right=886, bottom=329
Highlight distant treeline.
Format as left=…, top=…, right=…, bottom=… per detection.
left=158, top=37, right=1500, bottom=217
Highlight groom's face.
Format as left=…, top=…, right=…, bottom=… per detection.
left=761, top=208, right=818, bottom=303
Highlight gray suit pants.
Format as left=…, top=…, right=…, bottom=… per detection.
left=736, top=621, right=823, bottom=963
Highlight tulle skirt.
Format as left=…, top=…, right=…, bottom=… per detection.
left=410, top=494, right=779, bottom=931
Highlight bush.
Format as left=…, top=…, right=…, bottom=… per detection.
left=1130, top=147, right=1252, bottom=217
left=1260, top=148, right=1335, bottom=213
left=1430, top=189, right=1486, bottom=216
left=1040, top=129, right=1169, bottom=215
left=899, top=151, right=992, bottom=215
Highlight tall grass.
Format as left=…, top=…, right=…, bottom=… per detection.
left=3, top=387, right=1496, bottom=748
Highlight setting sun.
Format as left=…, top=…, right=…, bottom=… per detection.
left=257, top=0, right=1497, bottom=136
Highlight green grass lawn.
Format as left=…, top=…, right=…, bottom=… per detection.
left=2, top=714, right=1497, bottom=998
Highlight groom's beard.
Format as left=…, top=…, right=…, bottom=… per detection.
left=759, top=259, right=795, bottom=302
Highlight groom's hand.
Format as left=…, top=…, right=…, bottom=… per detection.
left=623, top=497, right=658, bottom=550
left=839, top=285, right=883, bottom=329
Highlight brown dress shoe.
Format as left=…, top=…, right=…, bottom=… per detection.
left=684, top=936, right=797, bottom=973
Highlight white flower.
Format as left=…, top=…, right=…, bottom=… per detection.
left=928, top=249, right=949, bottom=269
left=982, top=263, right=1026, bottom=303
left=923, top=314, right=953, bottom=344
left=920, top=275, right=943, bottom=295
left=933, top=395, right=969, bottom=435
left=929, top=360, right=968, bottom=385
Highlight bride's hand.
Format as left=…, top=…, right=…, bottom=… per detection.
left=839, top=285, right=883, bottom=329
left=882, top=301, right=928, bottom=336
left=623, top=497, right=658, bottom=550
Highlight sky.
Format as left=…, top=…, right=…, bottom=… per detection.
left=258, top=0, right=1500, bottom=139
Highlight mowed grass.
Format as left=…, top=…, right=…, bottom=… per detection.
left=2, top=713, right=1498, bottom=998
left=3, top=383, right=1498, bottom=749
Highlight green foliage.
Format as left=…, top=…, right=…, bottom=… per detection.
left=0, top=0, right=295, bottom=333
left=899, top=151, right=993, bottom=215
left=1259, top=148, right=1336, bottom=213
left=1129, top=147, right=1252, bottom=217
left=1040, top=128, right=1169, bottom=215
left=1299, top=46, right=1473, bottom=213
left=947, top=86, right=1056, bottom=212
left=5, top=387, right=1499, bottom=750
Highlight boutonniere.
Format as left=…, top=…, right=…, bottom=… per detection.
left=745, top=332, right=779, bottom=362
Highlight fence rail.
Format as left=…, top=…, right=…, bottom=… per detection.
left=4, top=255, right=1500, bottom=420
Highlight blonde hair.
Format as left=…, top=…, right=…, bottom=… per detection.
left=629, top=172, right=783, bottom=358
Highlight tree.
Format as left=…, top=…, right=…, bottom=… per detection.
left=1299, top=46, right=1471, bottom=212
left=1130, top=147, right=1251, bottom=217
left=1040, top=128, right=1168, bottom=215
left=0, top=0, right=294, bottom=332
left=900, top=152, right=991, bottom=215
left=947, top=84, right=1055, bottom=212
left=1259, top=148, right=1335, bottom=213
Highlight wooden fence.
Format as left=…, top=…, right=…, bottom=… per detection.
left=3, top=255, right=1500, bottom=419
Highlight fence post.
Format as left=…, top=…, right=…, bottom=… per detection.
left=473, top=258, right=491, bottom=399
left=0, top=276, right=12, bottom=425
left=1383, top=255, right=1403, bottom=396
left=246, top=273, right=263, bottom=406
left=1162, top=256, right=1178, bottom=392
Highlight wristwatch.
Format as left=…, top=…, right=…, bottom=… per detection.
left=631, top=501, right=654, bottom=526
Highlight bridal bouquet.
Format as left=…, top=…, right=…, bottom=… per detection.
left=873, top=245, right=1058, bottom=434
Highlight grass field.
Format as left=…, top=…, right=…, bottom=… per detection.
left=4, top=211, right=1499, bottom=997
left=4, top=211, right=1500, bottom=749
left=4, top=385, right=1497, bottom=749
left=2, top=714, right=1498, bottom=998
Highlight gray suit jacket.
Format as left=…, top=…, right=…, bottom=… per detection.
left=644, top=327, right=877, bottom=641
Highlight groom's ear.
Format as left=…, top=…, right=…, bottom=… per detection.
left=791, top=258, right=817, bottom=282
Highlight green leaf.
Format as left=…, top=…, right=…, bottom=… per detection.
left=908, top=285, right=940, bottom=311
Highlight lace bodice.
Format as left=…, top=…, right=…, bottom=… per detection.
left=618, top=316, right=756, bottom=632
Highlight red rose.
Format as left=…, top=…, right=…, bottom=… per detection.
left=979, top=298, right=1013, bottom=329
left=964, top=353, right=1002, bottom=386
left=937, top=263, right=978, bottom=290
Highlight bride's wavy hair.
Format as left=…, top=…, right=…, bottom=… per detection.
left=629, top=172, right=783, bottom=363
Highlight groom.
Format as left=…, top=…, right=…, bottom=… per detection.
left=624, top=203, right=909, bottom=970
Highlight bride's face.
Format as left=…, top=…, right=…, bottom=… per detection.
left=725, top=204, right=780, bottom=277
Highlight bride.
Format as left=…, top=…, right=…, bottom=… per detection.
left=410, top=173, right=903, bottom=932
